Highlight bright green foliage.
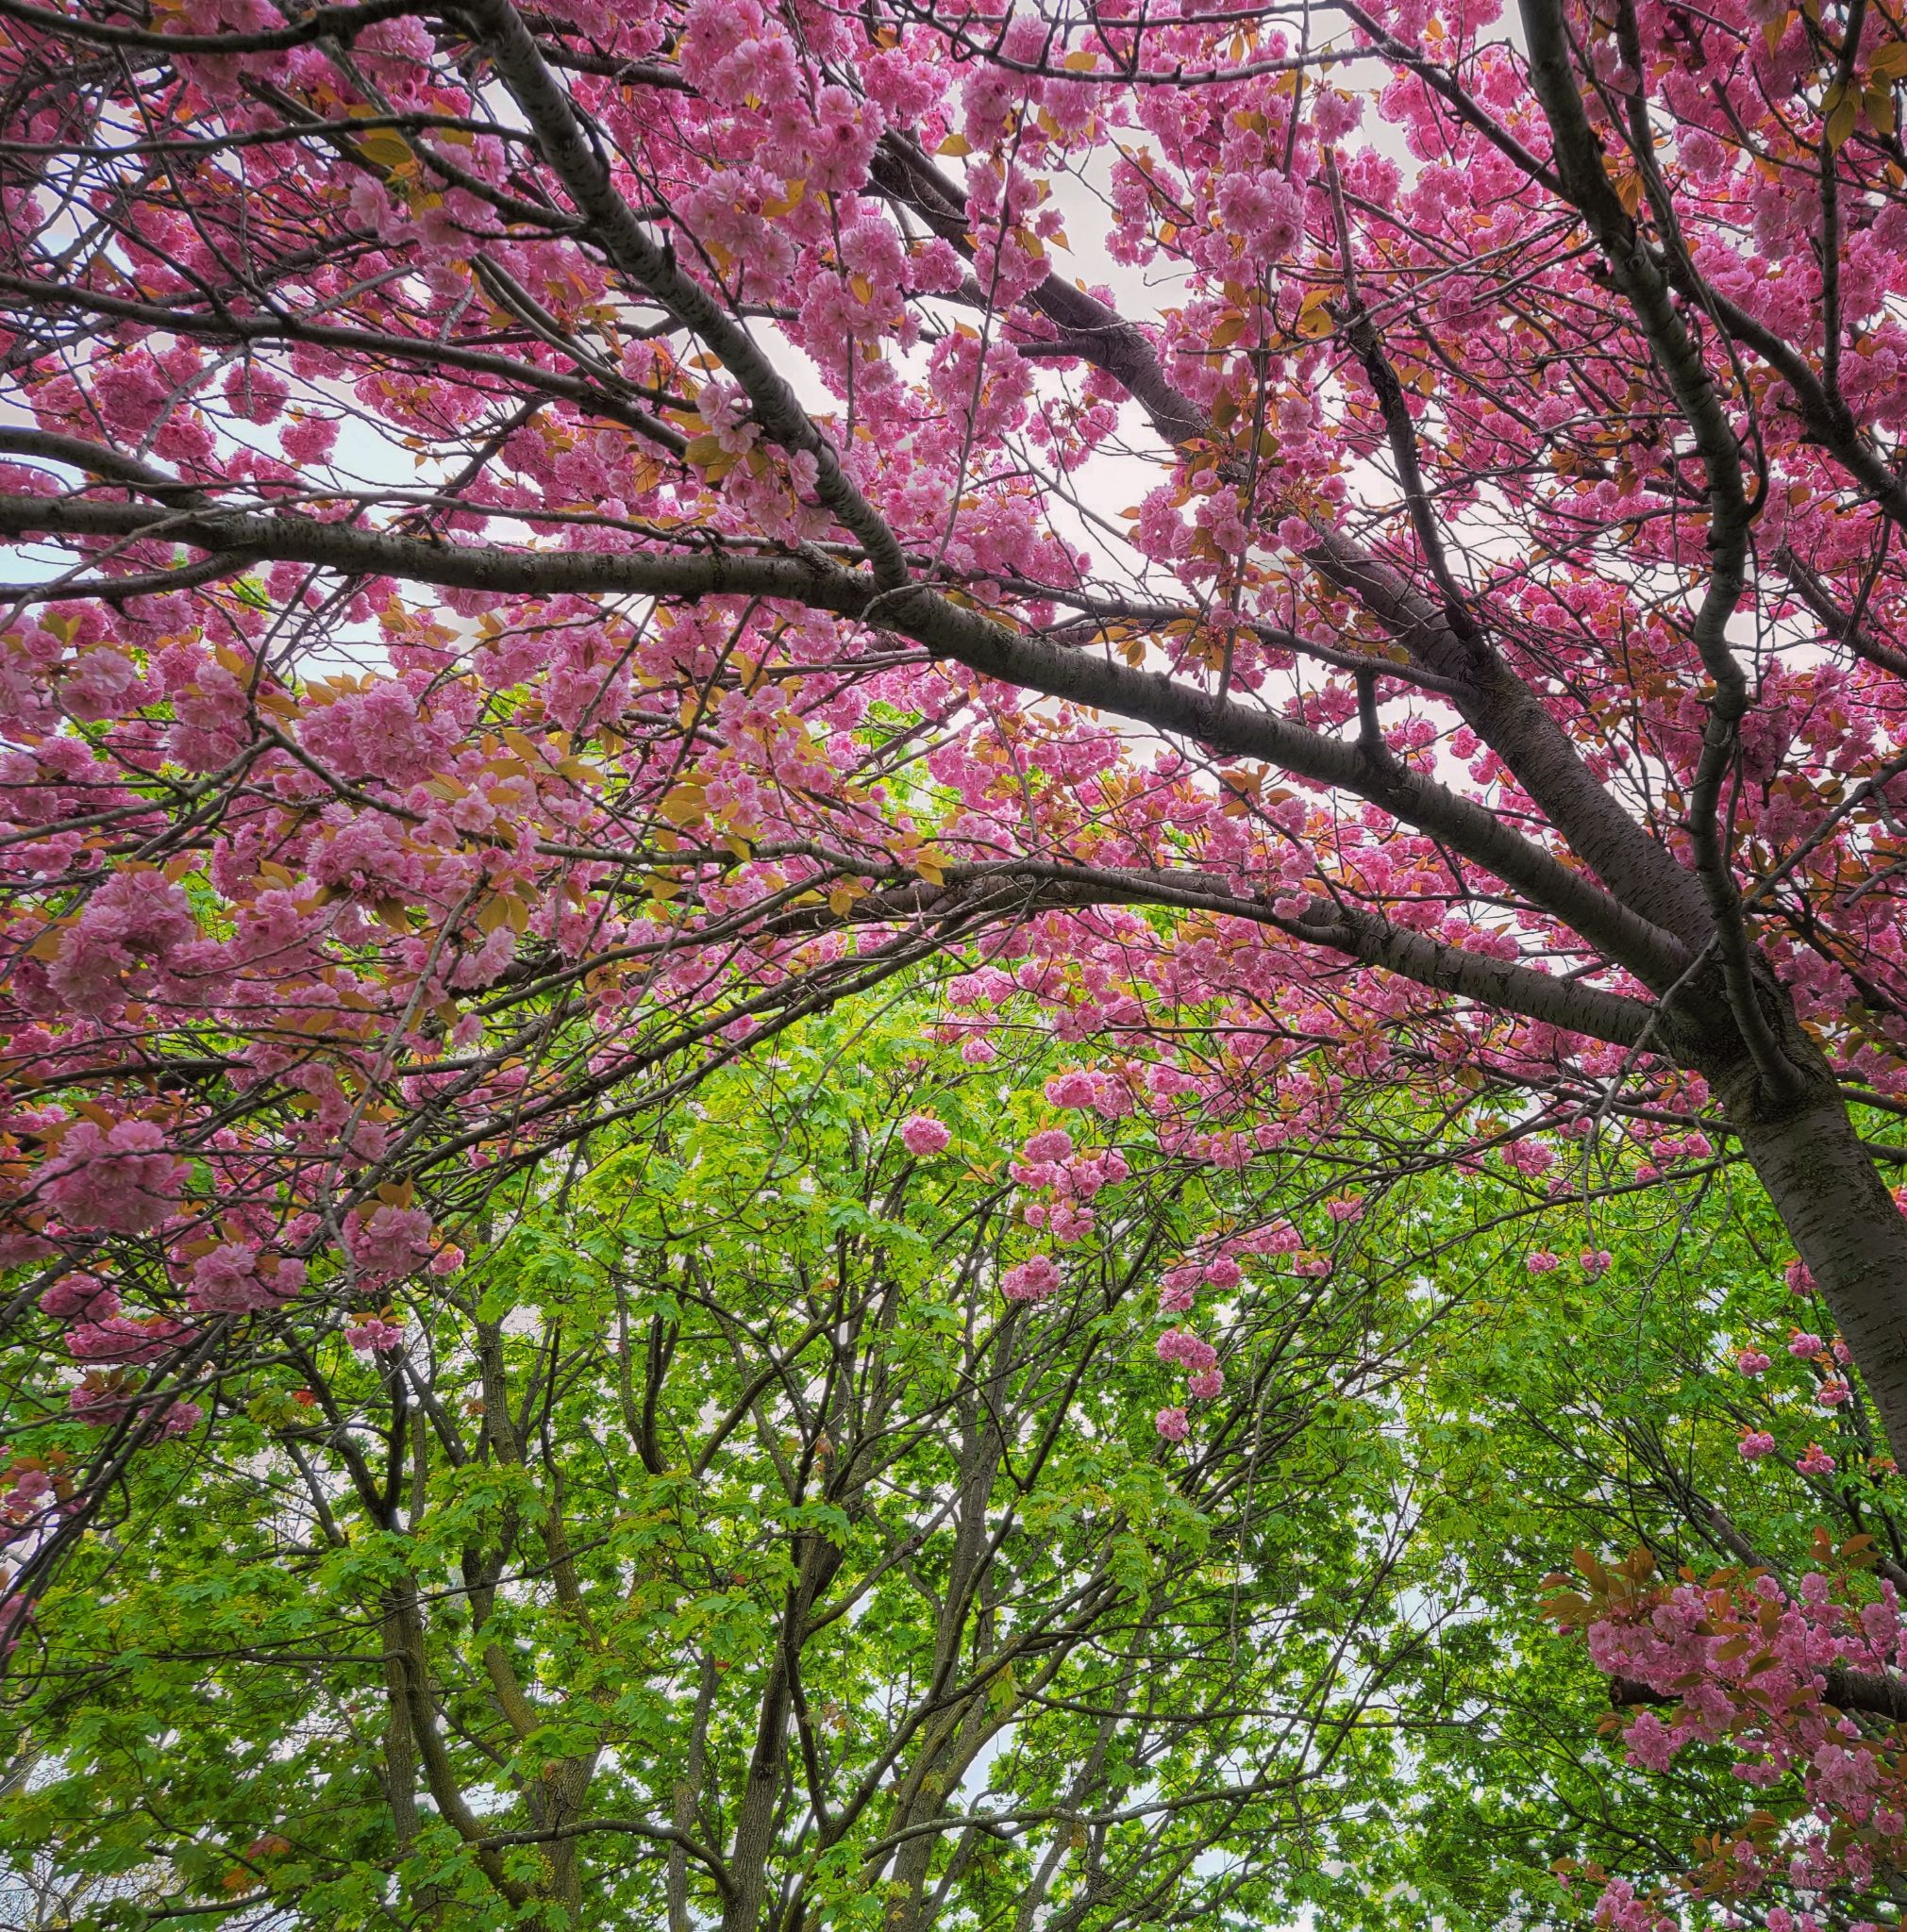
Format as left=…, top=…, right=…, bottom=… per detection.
left=0, top=1010, right=1443, bottom=1930
left=6, top=998, right=1900, bottom=1932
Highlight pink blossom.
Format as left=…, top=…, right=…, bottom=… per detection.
left=1592, top=1875, right=1665, bottom=1932
left=67, top=1314, right=189, bottom=1364
left=69, top=1379, right=130, bottom=1424
left=1581, top=1249, right=1614, bottom=1275
left=1735, top=1350, right=1771, bottom=1376
left=42, top=1120, right=190, bottom=1233
left=1501, top=1138, right=1555, bottom=1176
left=280, top=413, right=339, bottom=465
left=6, top=1466, right=51, bottom=1507
left=1154, top=1406, right=1190, bottom=1441
left=224, top=361, right=288, bottom=423
left=1155, top=1328, right=1219, bottom=1373
left=1789, top=1331, right=1827, bottom=1359
left=347, top=1204, right=434, bottom=1281
left=1001, top=1255, right=1061, bottom=1303
left=1186, top=1368, right=1224, bottom=1400
left=344, top=1317, right=406, bottom=1353
left=63, top=646, right=151, bottom=723
left=1797, top=1442, right=1838, bottom=1474
left=47, top=871, right=200, bottom=1017
left=0, top=1593, right=31, bottom=1656
left=1021, top=1128, right=1074, bottom=1164
left=1525, top=1250, right=1560, bottom=1274
left=1624, top=1711, right=1678, bottom=1772
left=900, top=1113, right=951, bottom=1158
left=1738, top=1430, right=1777, bottom=1461
left=300, top=680, right=450, bottom=785
left=1045, top=1071, right=1097, bottom=1109
left=187, top=1242, right=304, bottom=1315
left=1815, top=1379, right=1852, bottom=1408
left=1046, top=1202, right=1095, bottom=1243
left=39, top=1274, right=120, bottom=1322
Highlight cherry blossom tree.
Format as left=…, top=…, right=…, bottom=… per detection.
left=6, top=0, right=1907, bottom=1642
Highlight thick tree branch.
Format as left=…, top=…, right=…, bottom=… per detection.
left=1612, top=1668, right=1907, bottom=1724
left=453, top=0, right=910, bottom=588
left=0, top=0, right=419, bottom=54
left=870, top=133, right=1715, bottom=955
left=1518, top=0, right=1793, bottom=1095
left=907, top=860, right=1659, bottom=1046
left=0, top=488, right=1691, bottom=988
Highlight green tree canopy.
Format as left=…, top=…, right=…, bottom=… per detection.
left=7, top=994, right=1905, bottom=1932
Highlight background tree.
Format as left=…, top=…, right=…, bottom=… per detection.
left=1374, top=1111, right=1907, bottom=1932
left=3, top=1007, right=1469, bottom=1931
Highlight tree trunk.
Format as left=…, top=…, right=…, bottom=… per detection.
left=1728, top=1077, right=1907, bottom=1466
left=1681, top=970, right=1907, bottom=1465
left=722, top=1536, right=843, bottom=1932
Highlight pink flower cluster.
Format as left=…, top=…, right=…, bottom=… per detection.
left=1155, top=1325, right=1224, bottom=1405
left=1011, top=1123, right=1131, bottom=1244
left=1155, top=1328, right=1219, bottom=1374
left=1564, top=1545, right=1907, bottom=1918
left=42, top=1120, right=190, bottom=1234
left=1001, top=1255, right=1061, bottom=1303
left=900, top=1112, right=951, bottom=1158
left=347, top=1204, right=436, bottom=1282
left=186, top=1242, right=306, bottom=1315
left=344, top=1317, right=406, bottom=1354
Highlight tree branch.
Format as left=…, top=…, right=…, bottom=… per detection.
left=0, top=487, right=1692, bottom=988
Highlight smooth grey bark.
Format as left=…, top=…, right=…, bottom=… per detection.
left=1718, top=1056, right=1907, bottom=1468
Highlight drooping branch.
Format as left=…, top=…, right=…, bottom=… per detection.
left=0, top=485, right=1692, bottom=988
